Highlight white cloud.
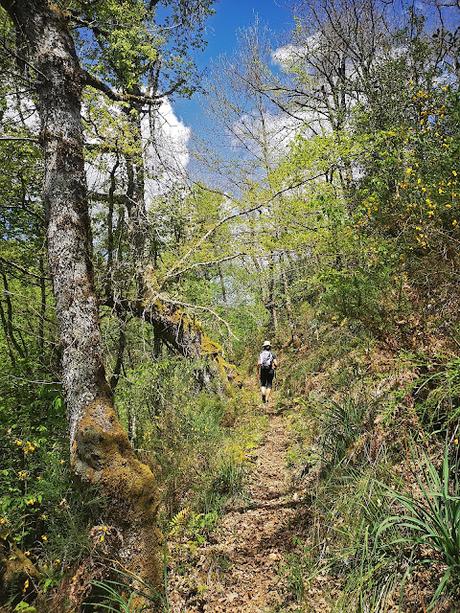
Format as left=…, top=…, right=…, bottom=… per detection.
left=272, top=37, right=319, bottom=71
left=142, top=98, right=191, bottom=199
left=86, top=97, right=191, bottom=201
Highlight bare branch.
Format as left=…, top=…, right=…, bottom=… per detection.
left=167, top=171, right=328, bottom=280
left=0, top=256, right=49, bottom=282
left=0, top=38, right=50, bottom=81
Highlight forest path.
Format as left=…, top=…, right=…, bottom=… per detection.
left=168, top=405, right=308, bottom=612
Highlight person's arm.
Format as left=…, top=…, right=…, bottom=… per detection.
left=273, top=357, right=278, bottom=369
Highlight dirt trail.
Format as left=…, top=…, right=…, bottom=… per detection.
left=168, top=409, right=308, bottom=612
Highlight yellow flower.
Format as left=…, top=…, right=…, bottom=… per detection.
left=18, top=470, right=28, bottom=480
left=454, top=438, right=459, bottom=445
left=23, top=441, right=37, bottom=455
left=22, top=578, right=29, bottom=593
left=0, top=517, right=8, bottom=526
left=15, top=439, right=23, bottom=447
left=406, top=167, right=414, bottom=175
left=453, top=170, right=458, bottom=177
left=41, top=534, right=48, bottom=542
left=452, top=219, right=458, bottom=227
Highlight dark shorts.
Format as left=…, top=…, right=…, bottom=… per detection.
left=260, top=368, right=275, bottom=388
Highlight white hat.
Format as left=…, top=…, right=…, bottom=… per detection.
left=263, top=340, right=271, bottom=347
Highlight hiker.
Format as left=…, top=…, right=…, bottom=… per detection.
left=257, top=341, right=277, bottom=404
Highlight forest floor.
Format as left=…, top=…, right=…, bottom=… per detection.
left=167, top=401, right=313, bottom=612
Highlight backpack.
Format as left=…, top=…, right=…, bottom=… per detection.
left=260, top=350, right=274, bottom=370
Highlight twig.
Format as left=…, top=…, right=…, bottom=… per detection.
left=0, top=256, right=48, bottom=281
left=0, top=39, right=50, bottom=82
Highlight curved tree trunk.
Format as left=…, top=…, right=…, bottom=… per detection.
left=0, top=0, right=162, bottom=603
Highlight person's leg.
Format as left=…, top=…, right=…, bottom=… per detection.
left=260, top=385, right=267, bottom=402
left=265, top=371, right=274, bottom=402
left=260, top=370, right=268, bottom=402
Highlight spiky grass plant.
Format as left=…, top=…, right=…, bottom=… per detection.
left=377, top=445, right=460, bottom=609
left=87, top=565, right=169, bottom=612
left=319, top=396, right=371, bottom=467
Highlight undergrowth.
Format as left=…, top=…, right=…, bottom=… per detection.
left=278, top=320, right=460, bottom=612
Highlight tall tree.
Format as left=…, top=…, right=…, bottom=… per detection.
left=0, top=0, right=161, bottom=600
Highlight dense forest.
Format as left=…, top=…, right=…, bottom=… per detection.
left=1, top=0, right=460, bottom=611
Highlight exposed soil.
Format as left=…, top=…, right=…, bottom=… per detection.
left=167, top=406, right=310, bottom=612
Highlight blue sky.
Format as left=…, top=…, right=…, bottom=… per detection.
left=172, top=0, right=460, bottom=144
left=173, top=0, right=292, bottom=132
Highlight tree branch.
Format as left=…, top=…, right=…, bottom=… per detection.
left=0, top=136, right=39, bottom=142
left=167, top=171, right=328, bottom=279
left=160, top=253, right=247, bottom=287
left=82, top=69, right=185, bottom=104
left=0, top=256, right=48, bottom=282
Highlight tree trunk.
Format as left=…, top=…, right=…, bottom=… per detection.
left=125, top=107, right=148, bottom=296
left=266, top=253, right=278, bottom=333
left=1, top=0, right=162, bottom=601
